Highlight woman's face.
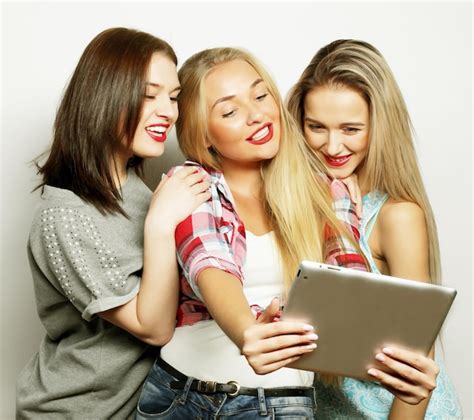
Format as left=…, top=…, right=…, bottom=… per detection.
left=205, top=59, right=281, bottom=168
left=131, top=52, right=180, bottom=158
left=303, top=85, right=369, bottom=180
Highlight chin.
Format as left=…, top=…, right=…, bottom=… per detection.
left=134, top=145, right=165, bottom=159
left=328, top=169, right=355, bottom=180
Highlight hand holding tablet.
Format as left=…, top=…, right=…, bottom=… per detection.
left=281, top=261, right=456, bottom=382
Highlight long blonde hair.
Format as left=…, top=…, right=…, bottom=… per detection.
left=287, top=39, right=441, bottom=284
left=177, top=47, right=360, bottom=290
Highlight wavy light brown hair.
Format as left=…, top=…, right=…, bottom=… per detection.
left=287, top=39, right=441, bottom=284
left=177, top=47, right=362, bottom=291
left=36, top=27, right=177, bottom=215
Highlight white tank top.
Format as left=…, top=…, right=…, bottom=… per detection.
left=161, top=231, right=314, bottom=388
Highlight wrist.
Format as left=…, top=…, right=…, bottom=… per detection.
left=144, top=217, right=176, bottom=239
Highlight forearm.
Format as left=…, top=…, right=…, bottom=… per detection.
left=198, top=268, right=256, bottom=349
left=135, top=227, right=180, bottom=342
left=99, top=225, right=179, bottom=346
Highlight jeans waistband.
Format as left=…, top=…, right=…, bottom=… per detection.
left=157, top=356, right=314, bottom=398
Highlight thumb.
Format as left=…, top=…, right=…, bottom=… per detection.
left=258, top=297, right=281, bottom=324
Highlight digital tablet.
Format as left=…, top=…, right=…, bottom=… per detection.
left=281, top=261, right=457, bottom=380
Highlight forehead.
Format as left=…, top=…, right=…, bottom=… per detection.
left=204, top=59, right=262, bottom=103
left=146, top=52, right=179, bottom=85
left=304, top=85, right=368, bottom=121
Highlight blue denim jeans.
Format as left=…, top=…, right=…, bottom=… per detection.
left=135, top=359, right=317, bottom=419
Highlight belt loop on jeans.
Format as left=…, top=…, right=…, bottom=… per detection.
left=257, top=387, right=268, bottom=416
left=177, top=376, right=194, bottom=405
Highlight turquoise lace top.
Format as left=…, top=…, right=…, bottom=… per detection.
left=314, top=192, right=462, bottom=419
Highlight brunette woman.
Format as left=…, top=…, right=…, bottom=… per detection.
left=16, top=27, right=210, bottom=419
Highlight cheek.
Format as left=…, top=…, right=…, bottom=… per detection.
left=207, top=121, right=225, bottom=143
left=171, top=106, right=179, bottom=123
left=211, top=119, right=245, bottom=143
left=352, top=134, right=369, bottom=154
left=207, top=121, right=238, bottom=150
left=269, top=102, right=281, bottom=120
left=304, top=130, right=325, bottom=151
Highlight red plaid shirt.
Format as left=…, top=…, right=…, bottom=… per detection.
left=171, top=161, right=366, bottom=327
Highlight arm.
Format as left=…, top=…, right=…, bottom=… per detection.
left=99, top=167, right=210, bottom=346
left=367, top=201, right=439, bottom=419
left=198, top=270, right=318, bottom=374
left=173, top=179, right=318, bottom=374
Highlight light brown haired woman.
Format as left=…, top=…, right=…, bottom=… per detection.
left=287, top=38, right=462, bottom=420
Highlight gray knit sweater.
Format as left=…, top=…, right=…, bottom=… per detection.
left=17, top=171, right=156, bottom=420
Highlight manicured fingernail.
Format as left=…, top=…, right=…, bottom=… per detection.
left=303, top=324, right=314, bottom=331
left=305, top=343, right=317, bottom=350
left=375, top=353, right=385, bottom=362
left=367, top=369, right=378, bottom=377
left=383, top=347, right=394, bottom=355
left=307, top=333, right=319, bottom=340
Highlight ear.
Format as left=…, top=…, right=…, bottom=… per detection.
left=204, top=136, right=212, bottom=148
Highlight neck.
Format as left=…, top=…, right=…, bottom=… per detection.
left=110, top=153, right=130, bottom=188
left=356, top=165, right=370, bottom=196
left=221, top=160, right=263, bottom=199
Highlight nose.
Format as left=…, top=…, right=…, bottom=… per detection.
left=246, top=102, right=263, bottom=125
left=154, top=96, right=176, bottom=122
left=326, top=130, right=343, bottom=156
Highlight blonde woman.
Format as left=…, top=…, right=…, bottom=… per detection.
left=287, top=39, right=462, bottom=419
left=135, top=47, right=437, bottom=419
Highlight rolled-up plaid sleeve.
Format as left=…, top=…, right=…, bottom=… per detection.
left=175, top=203, right=243, bottom=301
left=171, top=163, right=245, bottom=302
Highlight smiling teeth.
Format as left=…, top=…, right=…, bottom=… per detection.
left=251, top=126, right=269, bottom=141
left=147, top=126, right=167, bottom=134
left=330, top=156, right=349, bottom=162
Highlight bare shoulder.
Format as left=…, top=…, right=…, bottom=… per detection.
left=377, top=199, right=429, bottom=280
left=378, top=199, right=426, bottom=231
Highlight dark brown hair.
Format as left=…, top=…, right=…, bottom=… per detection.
left=36, top=27, right=177, bottom=215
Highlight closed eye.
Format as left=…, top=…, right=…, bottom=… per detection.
left=223, top=109, right=237, bottom=118
left=343, top=127, right=361, bottom=134
left=256, top=93, right=268, bottom=101
left=308, top=124, right=325, bottom=132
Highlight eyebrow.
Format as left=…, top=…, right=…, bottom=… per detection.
left=211, top=78, right=264, bottom=110
left=146, top=82, right=181, bottom=93
left=304, top=117, right=365, bottom=126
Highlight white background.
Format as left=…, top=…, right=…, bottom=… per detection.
left=1, top=2, right=472, bottom=419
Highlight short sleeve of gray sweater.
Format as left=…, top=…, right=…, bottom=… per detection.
left=16, top=171, right=157, bottom=420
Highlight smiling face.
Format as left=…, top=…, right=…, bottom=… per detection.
left=129, top=52, right=180, bottom=159
left=204, top=59, right=281, bottom=168
left=303, top=85, right=370, bottom=180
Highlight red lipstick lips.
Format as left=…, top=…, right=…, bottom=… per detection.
left=246, top=123, right=273, bottom=145
left=323, top=154, right=352, bottom=168
left=146, top=123, right=169, bottom=143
